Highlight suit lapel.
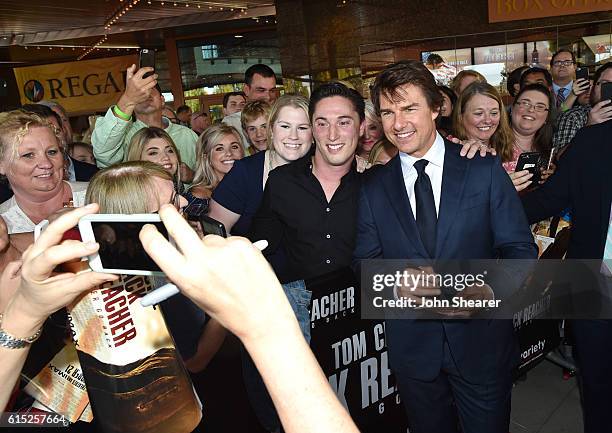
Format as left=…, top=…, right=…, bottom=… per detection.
left=382, top=155, right=429, bottom=257
left=435, top=141, right=468, bottom=256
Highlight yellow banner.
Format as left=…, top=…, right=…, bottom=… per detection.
left=488, top=0, right=612, bottom=23
left=13, top=55, right=137, bottom=115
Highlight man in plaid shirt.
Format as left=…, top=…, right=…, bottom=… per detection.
left=554, top=63, right=612, bottom=152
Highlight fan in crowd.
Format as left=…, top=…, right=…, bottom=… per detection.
left=450, top=69, right=487, bottom=96
left=355, top=100, right=384, bottom=172
left=124, top=127, right=209, bottom=217
left=241, top=100, right=271, bottom=155
left=0, top=110, right=88, bottom=235
left=208, top=94, right=312, bottom=237
left=188, top=123, right=245, bottom=201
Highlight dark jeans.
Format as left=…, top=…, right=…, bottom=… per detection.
left=241, top=280, right=312, bottom=432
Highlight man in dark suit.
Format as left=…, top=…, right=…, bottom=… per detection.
left=353, top=60, right=537, bottom=433
left=522, top=121, right=612, bottom=433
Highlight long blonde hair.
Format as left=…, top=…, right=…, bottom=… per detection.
left=191, top=123, right=243, bottom=191
left=125, top=127, right=182, bottom=185
left=86, top=161, right=173, bottom=214
left=267, top=94, right=310, bottom=151
left=453, top=82, right=514, bottom=163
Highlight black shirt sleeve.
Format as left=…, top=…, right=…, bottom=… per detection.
left=248, top=171, right=285, bottom=257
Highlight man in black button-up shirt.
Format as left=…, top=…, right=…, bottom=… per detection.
left=249, top=83, right=365, bottom=283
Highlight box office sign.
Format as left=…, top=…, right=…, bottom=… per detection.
left=488, top=0, right=612, bottom=23
left=13, top=55, right=137, bottom=114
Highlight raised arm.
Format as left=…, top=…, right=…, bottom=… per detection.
left=91, top=65, right=158, bottom=167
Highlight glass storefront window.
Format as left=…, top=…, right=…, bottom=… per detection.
left=360, top=20, right=612, bottom=96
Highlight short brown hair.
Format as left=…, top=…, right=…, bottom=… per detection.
left=371, top=60, right=444, bottom=115
left=241, top=100, right=271, bottom=132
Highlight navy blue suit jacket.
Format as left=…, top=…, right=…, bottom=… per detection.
left=353, top=139, right=537, bottom=383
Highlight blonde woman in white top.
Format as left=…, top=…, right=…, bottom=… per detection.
left=0, top=110, right=88, bottom=235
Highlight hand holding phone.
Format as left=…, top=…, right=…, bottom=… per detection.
left=601, top=82, right=612, bottom=107
left=515, top=152, right=542, bottom=183
left=139, top=49, right=155, bottom=78
left=587, top=82, right=612, bottom=125
left=576, top=66, right=589, bottom=82
left=79, top=214, right=170, bottom=275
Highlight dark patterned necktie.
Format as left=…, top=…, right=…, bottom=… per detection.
left=413, top=159, right=437, bottom=258
left=556, top=87, right=567, bottom=108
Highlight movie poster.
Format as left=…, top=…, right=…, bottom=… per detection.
left=307, top=269, right=408, bottom=433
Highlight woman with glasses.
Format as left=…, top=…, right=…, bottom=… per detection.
left=507, top=84, right=556, bottom=192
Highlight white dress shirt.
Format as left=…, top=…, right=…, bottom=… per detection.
left=399, top=132, right=445, bottom=218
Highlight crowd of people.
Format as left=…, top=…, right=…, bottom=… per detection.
left=0, top=51, right=611, bottom=433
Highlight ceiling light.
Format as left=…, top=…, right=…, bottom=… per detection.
left=234, top=35, right=243, bottom=38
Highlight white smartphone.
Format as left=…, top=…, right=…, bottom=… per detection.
left=78, top=214, right=169, bottom=276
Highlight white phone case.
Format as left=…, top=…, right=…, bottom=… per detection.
left=78, top=214, right=166, bottom=276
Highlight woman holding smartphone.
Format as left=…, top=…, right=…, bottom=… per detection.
left=0, top=205, right=359, bottom=433
left=506, top=84, right=556, bottom=192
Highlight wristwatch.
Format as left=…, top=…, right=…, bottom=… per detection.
left=0, top=313, right=43, bottom=349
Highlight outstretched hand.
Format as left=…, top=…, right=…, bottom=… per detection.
left=2, top=204, right=118, bottom=330
left=139, top=205, right=296, bottom=342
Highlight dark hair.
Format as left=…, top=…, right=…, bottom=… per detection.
left=438, top=85, right=457, bottom=111
left=309, top=82, right=365, bottom=122
left=223, top=91, right=246, bottom=108
left=512, top=84, right=554, bottom=155
left=593, top=62, right=612, bottom=85
left=520, top=67, right=553, bottom=88
left=176, top=105, right=191, bottom=115
left=21, top=103, right=62, bottom=127
left=371, top=60, right=443, bottom=115
left=507, top=65, right=530, bottom=97
left=550, top=48, right=576, bottom=67
left=245, top=64, right=275, bottom=86
left=426, top=53, right=444, bottom=65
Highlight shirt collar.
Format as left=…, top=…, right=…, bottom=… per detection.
left=66, top=157, right=76, bottom=182
left=399, top=132, right=445, bottom=170
left=553, top=81, right=573, bottom=94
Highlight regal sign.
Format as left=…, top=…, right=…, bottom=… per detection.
left=488, top=0, right=612, bottom=23
left=13, top=55, right=137, bottom=115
